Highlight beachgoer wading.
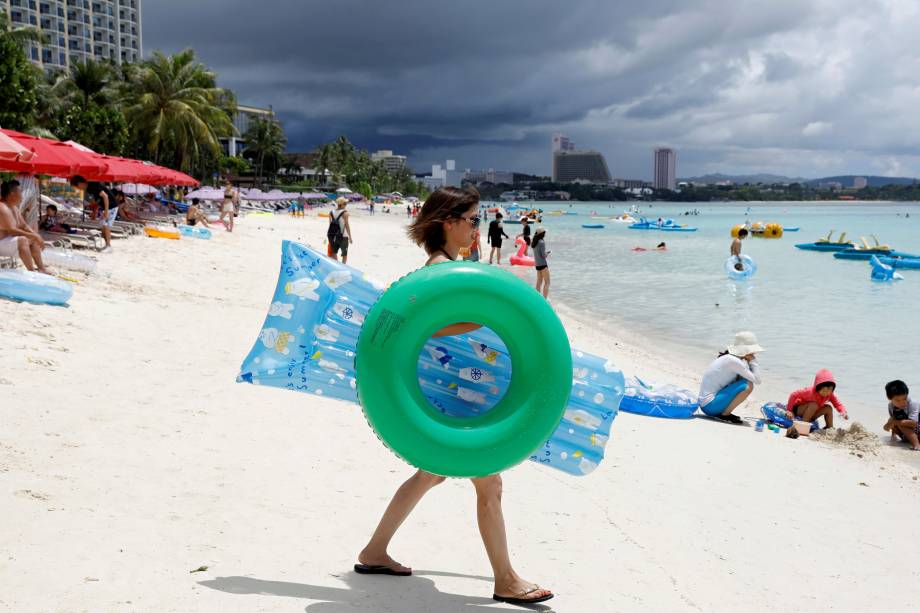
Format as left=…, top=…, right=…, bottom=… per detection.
left=487, top=212, right=509, bottom=264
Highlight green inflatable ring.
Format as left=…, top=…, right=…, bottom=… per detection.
left=355, top=261, right=572, bottom=477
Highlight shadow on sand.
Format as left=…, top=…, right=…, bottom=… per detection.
left=199, top=569, right=555, bottom=612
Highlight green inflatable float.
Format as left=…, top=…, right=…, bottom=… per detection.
left=355, top=261, right=572, bottom=478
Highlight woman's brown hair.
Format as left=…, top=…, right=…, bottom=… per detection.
left=408, top=186, right=480, bottom=254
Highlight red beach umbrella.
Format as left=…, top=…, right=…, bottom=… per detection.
left=0, top=131, right=35, bottom=162
left=0, top=130, right=106, bottom=177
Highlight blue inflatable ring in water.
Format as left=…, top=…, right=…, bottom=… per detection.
left=725, top=254, right=756, bottom=280
left=0, top=270, right=73, bottom=306
left=700, top=379, right=750, bottom=416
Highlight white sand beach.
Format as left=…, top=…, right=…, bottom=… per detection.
left=2, top=210, right=919, bottom=612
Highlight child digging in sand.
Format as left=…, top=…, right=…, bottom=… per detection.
left=882, top=379, right=920, bottom=451
left=786, top=369, right=849, bottom=429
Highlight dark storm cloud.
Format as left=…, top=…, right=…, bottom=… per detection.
left=143, top=1, right=920, bottom=178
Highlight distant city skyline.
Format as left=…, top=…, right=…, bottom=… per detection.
left=143, top=1, right=920, bottom=179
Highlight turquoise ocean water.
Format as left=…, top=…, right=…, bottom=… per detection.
left=513, top=201, right=919, bottom=421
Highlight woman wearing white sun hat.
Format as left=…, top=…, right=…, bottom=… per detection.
left=697, top=331, right=764, bottom=423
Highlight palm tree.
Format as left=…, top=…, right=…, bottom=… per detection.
left=244, top=115, right=287, bottom=186
left=64, top=59, right=114, bottom=106
left=122, top=48, right=234, bottom=173
left=314, top=142, right=334, bottom=187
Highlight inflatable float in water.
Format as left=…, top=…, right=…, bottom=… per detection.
left=876, top=255, right=920, bottom=270
left=630, top=218, right=697, bottom=232
left=620, top=377, right=698, bottom=419
left=725, top=254, right=757, bottom=280
left=509, top=238, right=534, bottom=267
left=0, top=270, right=73, bottom=305
left=761, top=402, right=818, bottom=431
left=237, top=241, right=625, bottom=477
left=582, top=224, right=605, bottom=229
left=870, top=255, right=904, bottom=282
left=178, top=225, right=212, bottom=240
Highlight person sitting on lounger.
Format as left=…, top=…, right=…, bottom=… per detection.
left=0, top=180, right=47, bottom=273
left=39, top=204, right=73, bottom=234
left=113, top=191, right=143, bottom=222
left=185, top=198, right=210, bottom=227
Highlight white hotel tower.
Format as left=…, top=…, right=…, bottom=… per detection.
left=3, top=0, right=142, bottom=71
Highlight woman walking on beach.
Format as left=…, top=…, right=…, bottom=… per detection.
left=531, top=226, right=551, bottom=298
left=697, top=331, right=763, bottom=423
left=220, top=181, right=235, bottom=232
left=355, top=186, right=553, bottom=606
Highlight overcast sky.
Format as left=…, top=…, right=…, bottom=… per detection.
left=143, top=0, right=920, bottom=179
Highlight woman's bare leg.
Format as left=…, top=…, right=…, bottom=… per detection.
left=541, top=270, right=550, bottom=298
left=721, top=381, right=753, bottom=416
left=357, top=470, right=445, bottom=572
left=472, top=475, right=552, bottom=601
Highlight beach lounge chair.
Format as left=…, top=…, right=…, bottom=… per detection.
left=40, top=229, right=104, bottom=251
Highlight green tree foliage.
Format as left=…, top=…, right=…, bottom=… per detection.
left=220, top=154, right=252, bottom=176
left=57, top=59, right=115, bottom=106
left=243, top=115, right=286, bottom=186
left=0, top=13, right=40, bottom=130
left=121, top=49, right=234, bottom=174
left=51, top=103, right=128, bottom=155
left=311, top=136, right=425, bottom=196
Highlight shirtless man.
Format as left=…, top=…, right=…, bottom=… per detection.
left=731, top=228, right=748, bottom=271
left=0, top=180, right=47, bottom=273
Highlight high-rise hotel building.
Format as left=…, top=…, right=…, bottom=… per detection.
left=653, top=147, right=676, bottom=190
left=3, top=0, right=142, bottom=71
left=551, top=133, right=611, bottom=183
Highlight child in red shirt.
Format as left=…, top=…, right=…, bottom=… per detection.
left=786, top=369, right=849, bottom=429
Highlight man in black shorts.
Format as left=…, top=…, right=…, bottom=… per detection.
left=70, top=175, right=117, bottom=253
left=487, top=212, right=509, bottom=264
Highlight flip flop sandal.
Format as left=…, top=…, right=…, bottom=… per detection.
left=493, top=585, right=554, bottom=605
left=353, top=563, right=412, bottom=576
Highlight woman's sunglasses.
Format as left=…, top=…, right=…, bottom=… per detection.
left=460, top=215, right=481, bottom=227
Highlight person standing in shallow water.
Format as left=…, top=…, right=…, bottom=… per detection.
left=531, top=226, right=550, bottom=298
left=487, top=212, right=509, bottom=264
left=731, top=228, right=748, bottom=270
left=355, top=186, right=554, bottom=606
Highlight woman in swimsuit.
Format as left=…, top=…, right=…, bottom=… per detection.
left=355, top=186, right=554, bottom=607
left=219, top=182, right=235, bottom=232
